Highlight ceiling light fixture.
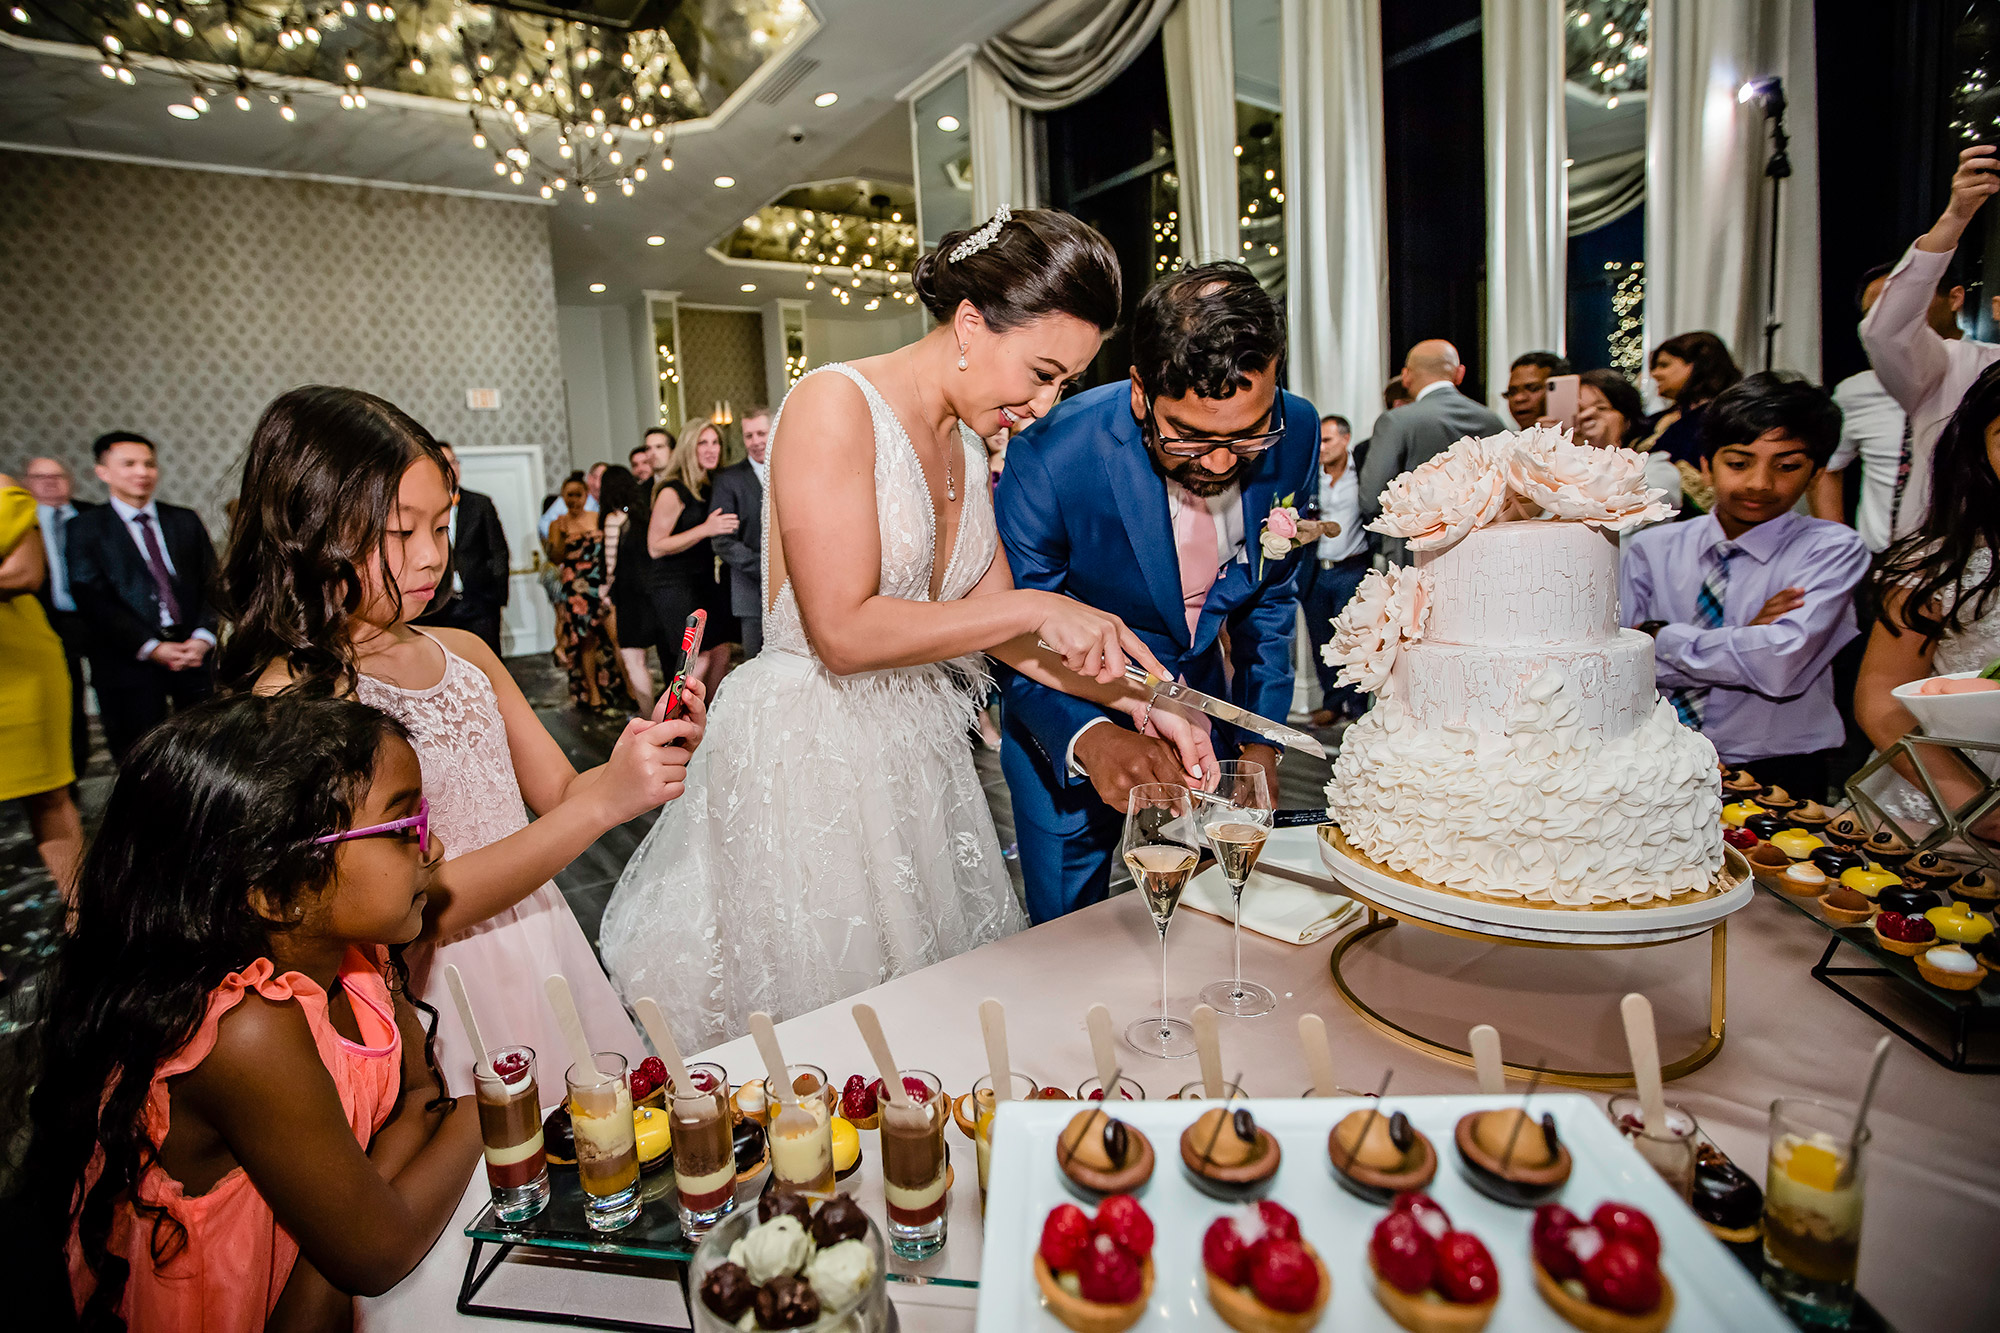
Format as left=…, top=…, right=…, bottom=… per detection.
left=814, top=91, right=838, bottom=107
left=647, top=235, right=665, bottom=245
left=714, top=175, right=736, bottom=188
left=589, top=282, right=607, bottom=292
left=936, top=114, right=960, bottom=132
left=740, top=283, right=757, bottom=292
left=167, top=103, right=198, bottom=119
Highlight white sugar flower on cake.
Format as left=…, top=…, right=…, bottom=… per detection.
left=1506, top=426, right=1672, bottom=531
left=1366, top=434, right=1514, bottom=552
left=1322, top=565, right=1432, bottom=693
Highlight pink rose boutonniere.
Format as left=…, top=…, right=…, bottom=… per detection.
left=1257, top=493, right=1335, bottom=577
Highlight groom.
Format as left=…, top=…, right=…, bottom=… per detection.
left=996, top=263, right=1320, bottom=923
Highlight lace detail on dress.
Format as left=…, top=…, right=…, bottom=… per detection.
left=603, top=361, right=1024, bottom=1048
left=1860, top=548, right=2000, bottom=827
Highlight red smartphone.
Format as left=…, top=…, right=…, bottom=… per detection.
left=655, top=609, right=707, bottom=722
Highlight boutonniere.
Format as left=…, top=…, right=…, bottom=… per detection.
left=1256, top=493, right=1340, bottom=577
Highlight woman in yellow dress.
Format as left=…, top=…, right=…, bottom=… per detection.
left=0, top=474, right=83, bottom=894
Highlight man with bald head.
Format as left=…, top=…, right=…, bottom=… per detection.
left=1357, top=338, right=1507, bottom=563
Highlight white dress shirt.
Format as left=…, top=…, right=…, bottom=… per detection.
left=1413, top=379, right=1454, bottom=403
left=750, top=457, right=769, bottom=489
left=1316, top=466, right=1366, bottom=561
left=1858, top=244, right=2000, bottom=544
left=1824, top=370, right=1908, bottom=554
left=109, top=494, right=215, bottom=659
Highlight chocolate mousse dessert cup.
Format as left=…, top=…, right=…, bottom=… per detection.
left=971, top=1071, right=1038, bottom=1213
left=767, top=1063, right=836, bottom=1197
left=671, top=1062, right=739, bottom=1238
left=566, top=1053, right=641, bottom=1232
left=880, top=1069, right=950, bottom=1259
left=474, top=1045, right=550, bottom=1222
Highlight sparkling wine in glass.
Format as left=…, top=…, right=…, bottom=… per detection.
left=1197, top=760, right=1277, bottom=1017
left=1120, top=783, right=1200, bottom=1058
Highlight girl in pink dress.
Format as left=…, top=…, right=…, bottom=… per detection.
left=27, top=694, right=481, bottom=1332
left=217, top=386, right=707, bottom=1096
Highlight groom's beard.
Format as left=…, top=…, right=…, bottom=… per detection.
left=1145, top=434, right=1245, bottom=498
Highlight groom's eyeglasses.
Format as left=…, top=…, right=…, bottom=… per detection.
left=1145, top=393, right=1286, bottom=457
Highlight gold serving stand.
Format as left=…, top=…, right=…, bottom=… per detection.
left=1318, top=827, right=1746, bottom=1090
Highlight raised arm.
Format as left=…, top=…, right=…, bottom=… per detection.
left=773, top=371, right=1150, bottom=681
left=1862, top=145, right=1996, bottom=411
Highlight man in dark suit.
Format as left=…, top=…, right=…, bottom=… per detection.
left=710, top=405, right=769, bottom=658
left=1356, top=339, right=1508, bottom=563
left=997, top=265, right=1318, bottom=923
left=64, top=431, right=218, bottom=762
left=413, top=442, right=511, bottom=655
left=23, top=456, right=96, bottom=778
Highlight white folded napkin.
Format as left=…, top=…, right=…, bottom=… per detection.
left=1180, top=862, right=1361, bottom=945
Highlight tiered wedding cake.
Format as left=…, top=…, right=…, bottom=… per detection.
left=1323, top=427, right=1724, bottom=906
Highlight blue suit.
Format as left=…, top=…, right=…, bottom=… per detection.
left=995, top=380, right=1320, bottom=923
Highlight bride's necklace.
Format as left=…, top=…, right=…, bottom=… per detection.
left=906, top=357, right=956, bottom=503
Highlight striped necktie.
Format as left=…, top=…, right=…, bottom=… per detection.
left=1887, top=414, right=1915, bottom=540
left=1668, top=544, right=1735, bottom=730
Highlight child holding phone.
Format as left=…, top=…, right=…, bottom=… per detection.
left=220, top=386, right=707, bottom=1093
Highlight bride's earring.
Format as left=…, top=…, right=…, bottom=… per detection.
left=957, top=344, right=968, bottom=371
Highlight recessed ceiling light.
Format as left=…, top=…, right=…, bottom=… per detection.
left=936, top=114, right=960, bottom=132
left=168, top=104, right=199, bottom=119
left=714, top=175, right=735, bottom=188
left=813, top=91, right=838, bottom=107
left=646, top=235, right=665, bottom=246
left=589, top=282, right=607, bottom=293
left=740, top=283, right=757, bottom=292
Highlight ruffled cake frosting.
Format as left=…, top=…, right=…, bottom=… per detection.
left=1326, top=670, right=1724, bottom=905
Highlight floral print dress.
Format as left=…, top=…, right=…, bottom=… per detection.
left=554, top=527, right=634, bottom=713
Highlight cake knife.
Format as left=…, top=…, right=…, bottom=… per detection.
left=1035, top=639, right=1326, bottom=758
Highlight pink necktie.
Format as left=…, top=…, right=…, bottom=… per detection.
left=1174, top=487, right=1219, bottom=638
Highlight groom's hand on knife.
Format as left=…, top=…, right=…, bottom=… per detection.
left=1074, top=725, right=1205, bottom=813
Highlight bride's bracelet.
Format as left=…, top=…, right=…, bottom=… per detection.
left=1138, top=699, right=1155, bottom=736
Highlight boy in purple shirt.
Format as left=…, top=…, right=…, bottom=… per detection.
left=1622, top=373, right=1871, bottom=800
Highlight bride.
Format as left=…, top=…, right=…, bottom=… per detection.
left=600, top=208, right=1215, bottom=1044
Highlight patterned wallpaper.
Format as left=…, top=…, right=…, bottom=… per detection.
left=0, top=150, right=569, bottom=532
left=677, top=306, right=767, bottom=463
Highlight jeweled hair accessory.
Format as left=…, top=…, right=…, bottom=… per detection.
left=947, top=204, right=1012, bottom=263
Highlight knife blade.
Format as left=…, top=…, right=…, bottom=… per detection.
left=1126, top=665, right=1326, bottom=759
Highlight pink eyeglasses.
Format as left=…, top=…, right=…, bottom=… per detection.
left=314, top=797, right=431, bottom=856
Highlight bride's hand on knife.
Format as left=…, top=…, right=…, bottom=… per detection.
left=1140, top=705, right=1219, bottom=792
left=1031, top=592, right=1170, bottom=685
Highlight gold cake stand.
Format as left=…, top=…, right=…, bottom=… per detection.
left=1316, top=826, right=1750, bottom=1090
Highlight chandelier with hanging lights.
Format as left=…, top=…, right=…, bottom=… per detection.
left=712, top=181, right=922, bottom=309
left=1, top=0, right=814, bottom=200
left=1564, top=1, right=1648, bottom=109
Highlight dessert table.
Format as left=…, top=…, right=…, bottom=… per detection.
left=361, top=887, right=2000, bottom=1333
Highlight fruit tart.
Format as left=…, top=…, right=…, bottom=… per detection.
left=1058, top=1105, right=1156, bottom=1200
left=838, top=1073, right=882, bottom=1130
left=628, top=1056, right=669, bottom=1110
left=1531, top=1202, right=1676, bottom=1333
left=1202, top=1200, right=1331, bottom=1333
left=1455, top=1107, right=1571, bottom=1206
left=1367, top=1193, right=1499, bottom=1331
left=1329, top=1107, right=1437, bottom=1203
left=1870, top=910, right=1937, bottom=956
left=1181, top=1106, right=1282, bottom=1201
left=1035, top=1197, right=1154, bottom=1333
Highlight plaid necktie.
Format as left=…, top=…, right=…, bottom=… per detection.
left=1668, top=544, right=1735, bottom=730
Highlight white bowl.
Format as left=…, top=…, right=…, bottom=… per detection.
left=1891, top=670, right=2000, bottom=747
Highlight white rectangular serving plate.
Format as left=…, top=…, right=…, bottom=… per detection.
left=974, top=1094, right=1792, bottom=1331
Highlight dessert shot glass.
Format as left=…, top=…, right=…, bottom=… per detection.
left=1607, top=1093, right=1700, bottom=1200
left=669, top=1062, right=737, bottom=1238
left=879, top=1069, right=949, bottom=1260
left=1762, top=1096, right=1869, bottom=1328
left=1075, top=1074, right=1146, bottom=1102
left=970, top=1071, right=1038, bottom=1213
left=474, top=1044, right=550, bottom=1223
left=1175, top=1078, right=1250, bottom=1101
left=565, top=1052, right=640, bottom=1233
left=766, top=1062, right=835, bottom=1196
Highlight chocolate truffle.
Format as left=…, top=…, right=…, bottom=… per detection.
left=758, top=1188, right=812, bottom=1228
left=1743, top=813, right=1788, bottom=841
left=1810, top=846, right=1868, bottom=878
left=810, top=1193, right=869, bottom=1248
left=699, top=1262, right=756, bottom=1322
left=753, top=1274, right=822, bottom=1329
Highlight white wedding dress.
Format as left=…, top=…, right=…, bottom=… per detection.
left=1857, top=548, right=2000, bottom=827
left=599, top=363, right=1028, bottom=1047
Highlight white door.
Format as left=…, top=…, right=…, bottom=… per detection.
left=453, top=445, right=555, bottom=657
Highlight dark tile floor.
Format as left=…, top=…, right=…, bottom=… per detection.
left=0, top=655, right=1341, bottom=1012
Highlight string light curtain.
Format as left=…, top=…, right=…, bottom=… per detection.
left=1161, top=0, right=1239, bottom=262
left=1644, top=0, right=1822, bottom=383
left=1483, top=0, right=1567, bottom=406
left=1279, top=0, right=1388, bottom=431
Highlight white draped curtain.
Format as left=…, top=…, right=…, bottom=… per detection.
left=1483, top=0, right=1568, bottom=403
left=969, top=58, right=1037, bottom=215
left=1162, top=0, right=1240, bottom=262
left=1645, top=0, right=1822, bottom=381
left=980, top=0, right=1178, bottom=110
left=1280, top=0, right=1388, bottom=429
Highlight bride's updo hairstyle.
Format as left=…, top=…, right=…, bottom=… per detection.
left=912, top=208, right=1122, bottom=333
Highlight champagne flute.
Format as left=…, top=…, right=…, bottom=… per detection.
left=1121, top=783, right=1200, bottom=1059
left=1197, top=760, right=1277, bottom=1017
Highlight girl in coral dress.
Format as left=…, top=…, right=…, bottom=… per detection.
left=218, top=386, right=706, bottom=1096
